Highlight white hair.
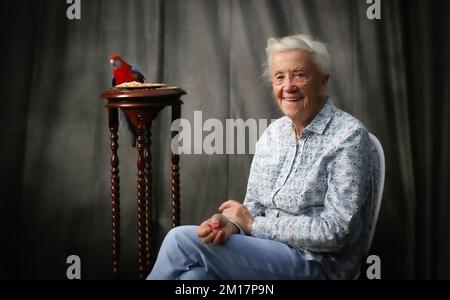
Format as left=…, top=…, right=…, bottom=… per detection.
left=263, top=34, right=331, bottom=80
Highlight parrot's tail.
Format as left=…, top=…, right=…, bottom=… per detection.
left=118, top=109, right=136, bottom=147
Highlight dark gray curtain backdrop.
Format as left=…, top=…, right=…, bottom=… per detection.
left=0, top=0, right=448, bottom=279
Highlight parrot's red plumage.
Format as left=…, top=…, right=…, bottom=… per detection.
left=109, top=54, right=146, bottom=86
left=108, top=54, right=146, bottom=147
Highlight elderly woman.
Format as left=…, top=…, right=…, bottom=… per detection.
left=147, top=34, right=379, bottom=280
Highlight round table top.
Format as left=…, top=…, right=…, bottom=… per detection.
left=101, top=87, right=186, bottom=100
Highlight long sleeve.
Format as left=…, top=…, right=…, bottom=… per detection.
left=243, top=132, right=271, bottom=217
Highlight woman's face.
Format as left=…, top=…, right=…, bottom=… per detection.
left=271, top=49, right=329, bottom=122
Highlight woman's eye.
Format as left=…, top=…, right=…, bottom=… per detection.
left=275, top=76, right=284, bottom=81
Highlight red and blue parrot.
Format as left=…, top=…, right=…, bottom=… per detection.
left=108, top=55, right=146, bottom=146
left=109, top=54, right=146, bottom=86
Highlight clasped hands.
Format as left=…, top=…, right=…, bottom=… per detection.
left=197, top=200, right=253, bottom=245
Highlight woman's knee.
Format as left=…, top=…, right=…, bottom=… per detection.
left=162, top=225, right=199, bottom=248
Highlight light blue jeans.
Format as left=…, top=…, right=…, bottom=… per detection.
left=147, top=225, right=326, bottom=280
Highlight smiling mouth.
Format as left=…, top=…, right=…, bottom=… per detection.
left=282, top=97, right=304, bottom=102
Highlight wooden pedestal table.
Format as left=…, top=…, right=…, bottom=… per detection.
left=101, top=87, right=185, bottom=279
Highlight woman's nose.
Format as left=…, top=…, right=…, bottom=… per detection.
left=284, top=77, right=298, bottom=92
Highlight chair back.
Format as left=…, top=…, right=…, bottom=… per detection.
left=365, top=133, right=385, bottom=256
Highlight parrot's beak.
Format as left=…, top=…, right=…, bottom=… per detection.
left=110, top=59, right=114, bottom=66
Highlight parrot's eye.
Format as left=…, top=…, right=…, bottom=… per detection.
left=110, top=59, right=121, bottom=68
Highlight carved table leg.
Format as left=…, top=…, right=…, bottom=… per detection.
left=136, top=110, right=147, bottom=279
left=144, top=123, right=153, bottom=273
left=171, top=104, right=181, bottom=227
left=109, top=108, right=120, bottom=280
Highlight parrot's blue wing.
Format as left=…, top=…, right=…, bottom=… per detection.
left=112, top=77, right=116, bottom=87
left=131, top=66, right=146, bottom=83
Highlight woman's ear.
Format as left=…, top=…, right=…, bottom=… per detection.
left=319, top=74, right=330, bottom=95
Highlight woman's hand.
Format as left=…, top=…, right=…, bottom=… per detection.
left=197, top=213, right=239, bottom=245
left=219, top=200, right=253, bottom=235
